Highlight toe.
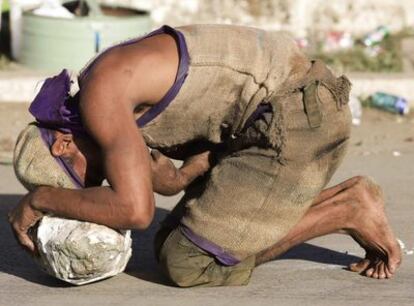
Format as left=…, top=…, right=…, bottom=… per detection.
left=384, top=265, right=393, bottom=279
left=374, top=262, right=385, bottom=279
left=384, top=262, right=396, bottom=279
left=372, top=262, right=381, bottom=279
left=365, top=267, right=375, bottom=277
left=388, top=257, right=401, bottom=274
left=349, top=259, right=370, bottom=272
left=378, top=263, right=386, bottom=279
left=349, top=262, right=360, bottom=272
left=376, top=261, right=385, bottom=279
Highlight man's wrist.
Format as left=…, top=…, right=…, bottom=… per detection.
left=179, top=164, right=204, bottom=188
left=177, top=168, right=191, bottom=188
left=30, top=186, right=52, bottom=211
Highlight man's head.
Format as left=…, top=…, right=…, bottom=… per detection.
left=14, top=123, right=103, bottom=191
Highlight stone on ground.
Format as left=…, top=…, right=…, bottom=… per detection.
left=35, top=216, right=132, bottom=285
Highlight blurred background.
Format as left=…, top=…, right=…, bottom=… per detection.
left=1, top=0, right=414, bottom=72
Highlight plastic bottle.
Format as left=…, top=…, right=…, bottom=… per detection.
left=362, top=26, right=390, bottom=47
left=370, top=92, right=410, bottom=115
left=363, top=26, right=389, bottom=47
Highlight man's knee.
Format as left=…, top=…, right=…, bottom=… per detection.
left=164, top=258, right=254, bottom=288
left=161, top=244, right=214, bottom=287
left=158, top=229, right=207, bottom=287
left=165, top=264, right=201, bottom=288
left=158, top=228, right=254, bottom=287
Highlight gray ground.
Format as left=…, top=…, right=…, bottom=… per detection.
left=0, top=104, right=413, bottom=306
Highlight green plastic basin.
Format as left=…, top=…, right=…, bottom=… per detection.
left=20, top=5, right=151, bottom=72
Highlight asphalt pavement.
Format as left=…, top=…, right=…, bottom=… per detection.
left=0, top=108, right=413, bottom=306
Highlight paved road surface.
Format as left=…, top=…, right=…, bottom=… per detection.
left=0, top=108, right=413, bottom=306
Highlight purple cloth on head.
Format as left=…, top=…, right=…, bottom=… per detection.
left=29, top=69, right=84, bottom=136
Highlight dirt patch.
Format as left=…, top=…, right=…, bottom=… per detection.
left=0, top=137, right=13, bottom=151
left=0, top=102, right=33, bottom=154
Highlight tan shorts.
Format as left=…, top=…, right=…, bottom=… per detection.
left=154, top=226, right=256, bottom=287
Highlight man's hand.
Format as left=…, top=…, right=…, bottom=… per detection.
left=151, top=149, right=179, bottom=180
left=150, top=150, right=182, bottom=195
left=150, top=150, right=211, bottom=196
left=182, top=151, right=211, bottom=175
left=8, top=192, right=44, bottom=254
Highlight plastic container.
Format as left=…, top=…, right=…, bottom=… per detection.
left=370, top=92, right=410, bottom=115
left=362, top=26, right=389, bottom=47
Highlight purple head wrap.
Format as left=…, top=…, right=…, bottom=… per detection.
left=29, top=69, right=84, bottom=136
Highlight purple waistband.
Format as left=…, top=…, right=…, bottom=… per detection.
left=180, top=224, right=241, bottom=266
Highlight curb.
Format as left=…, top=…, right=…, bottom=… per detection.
left=350, top=73, right=414, bottom=101
left=0, top=151, right=13, bottom=165
left=0, top=72, right=47, bottom=103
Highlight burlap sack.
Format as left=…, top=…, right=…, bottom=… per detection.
left=141, top=24, right=309, bottom=153
left=14, top=123, right=76, bottom=191
left=180, top=61, right=352, bottom=260
left=140, top=25, right=351, bottom=260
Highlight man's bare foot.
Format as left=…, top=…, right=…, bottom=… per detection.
left=345, top=177, right=402, bottom=279
left=255, top=176, right=401, bottom=280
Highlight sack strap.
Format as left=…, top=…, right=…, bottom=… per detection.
left=303, top=80, right=322, bottom=129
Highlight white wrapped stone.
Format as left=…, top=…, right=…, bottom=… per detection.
left=35, top=216, right=132, bottom=285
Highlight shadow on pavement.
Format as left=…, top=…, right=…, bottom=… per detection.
left=0, top=193, right=361, bottom=287
left=278, top=242, right=361, bottom=267
left=125, top=207, right=173, bottom=286
left=0, top=194, right=70, bottom=287
left=0, top=193, right=172, bottom=287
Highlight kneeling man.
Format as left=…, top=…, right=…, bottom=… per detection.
left=9, top=24, right=401, bottom=286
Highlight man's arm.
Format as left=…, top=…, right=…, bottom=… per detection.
left=151, top=150, right=210, bottom=196
left=9, top=34, right=184, bottom=252
left=10, top=56, right=156, bottom=253
left=36, top=57, right=155, bottom=226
